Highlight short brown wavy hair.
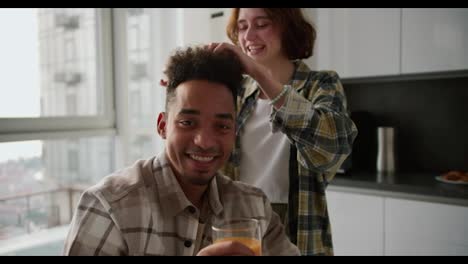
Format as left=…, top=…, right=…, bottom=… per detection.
left=163, top=47, right=242, bottom=112
left=226, top=8, right=316, bottom=60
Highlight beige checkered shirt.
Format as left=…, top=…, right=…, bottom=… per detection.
left=63, top=152, right=300, bottom=256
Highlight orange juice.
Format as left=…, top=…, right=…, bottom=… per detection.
left=214, top=237, right=262, bottom=256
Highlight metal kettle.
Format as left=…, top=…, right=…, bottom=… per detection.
left=376, top=127, right=396, bottom=173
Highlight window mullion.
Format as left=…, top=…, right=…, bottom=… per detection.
left=111, top=8, right=130, bottom=168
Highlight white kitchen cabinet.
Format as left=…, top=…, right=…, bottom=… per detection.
left=327, top=190, right=385, bottom=255
left=209, top=8, right=231, bottom=43
left=305, top=8, right=401, bottom=78
left=327, top=189, right=468, bottom=255
left=385, top=197, right=468, bottom=256
left=178, top=9, right=211, bottom=46
left=401, top=8, right=468, bottom=74
left=179, top=8, right=231, bottom=45
left=177, top=8, right=468, bottom=77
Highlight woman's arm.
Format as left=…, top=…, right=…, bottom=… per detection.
left=271, top=71, right=358, bottom=174
left=209, top=42, right=287, bottom=109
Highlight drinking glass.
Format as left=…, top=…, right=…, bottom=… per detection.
left=211, top=218, right=262, bottom=256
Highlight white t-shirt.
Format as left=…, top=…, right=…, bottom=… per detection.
left=239, top=98, right=290, bottom=203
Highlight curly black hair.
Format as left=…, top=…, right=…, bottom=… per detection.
left=164, top=47, right=243, bottom=112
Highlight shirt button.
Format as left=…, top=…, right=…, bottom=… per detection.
left=188, top=206, right=196, bottom=214
left=184, top=240, right=192, bottom=247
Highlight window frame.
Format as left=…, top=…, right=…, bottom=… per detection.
left=0, top=8, right=115, bottom=143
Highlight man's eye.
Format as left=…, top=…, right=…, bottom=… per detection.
left=179, top=120, right=193, bottom=126
left=219, top=124, right=232, bottom=130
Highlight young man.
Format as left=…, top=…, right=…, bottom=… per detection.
left=63, top=47, right=300, bottom=256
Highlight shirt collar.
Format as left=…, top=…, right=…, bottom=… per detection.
left=153, top=152, right=223, bottom=218
left=289, top=60, right=312, bottom=92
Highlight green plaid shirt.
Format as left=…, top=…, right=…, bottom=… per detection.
left=220, top=60, right=358, bottom=255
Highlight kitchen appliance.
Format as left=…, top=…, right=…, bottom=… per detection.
left=377, top=126, right=396, bottom=173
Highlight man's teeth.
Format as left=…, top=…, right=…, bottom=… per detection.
left=190, top=154, right=214, bottom=162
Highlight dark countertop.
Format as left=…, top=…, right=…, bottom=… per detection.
left=328, top=172, right=468, bottom=207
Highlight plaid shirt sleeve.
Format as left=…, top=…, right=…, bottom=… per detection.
left=63, top=190, right=128, bottom=256
left=271, top=70, right=358, bottom=183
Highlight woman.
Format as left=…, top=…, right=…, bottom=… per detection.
left=209, top=8, right=358, bottom=255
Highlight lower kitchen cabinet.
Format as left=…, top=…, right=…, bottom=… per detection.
left=327, top=190, right=384, bottom=255
left=385, top=198, right=468, bottom=256
left=327, top=189, right=468, bottom=255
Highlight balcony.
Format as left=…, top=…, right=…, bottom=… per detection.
left=0, top=187, right=84, bottom=255
left=0, top=225, right=69, bottom=256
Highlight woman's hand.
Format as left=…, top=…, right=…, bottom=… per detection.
left=205, top=42, right=285, bottom=108
left=206, top=42, right=270, bottom=81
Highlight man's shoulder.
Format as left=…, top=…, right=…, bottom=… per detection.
left=86, top=157, right=158, bottom=203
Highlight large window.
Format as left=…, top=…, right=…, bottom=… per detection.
left=113, top=8, right=167, bottom=165
left=0, top=8, right=115, bottom=241
left=0, top=8, right=114, bottom=137
left=0, top=137, right=114, bottom=240
left=0, top=9, right=111, bottom=119
left=0, top=8, right=208, bottom=246
left=0, top=9, right=41, bottom=118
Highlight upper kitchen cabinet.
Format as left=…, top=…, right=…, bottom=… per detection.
left=305, top=8, right=401, bottom=78
left=401, top=8, right=468, bottom=74
left=209, top=8, right=231, bottom=43
left=178, top=9, right=211, bottom=46
left=177, top=8, right=230, bottom=46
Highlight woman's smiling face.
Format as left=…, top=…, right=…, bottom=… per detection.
left=237, top=8, right=285, bottom=65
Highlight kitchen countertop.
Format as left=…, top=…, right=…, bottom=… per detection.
left=328, top=172, right=468, bottom=207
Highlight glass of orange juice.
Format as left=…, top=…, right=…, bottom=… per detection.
left=211, top=218, right=262, bottom=256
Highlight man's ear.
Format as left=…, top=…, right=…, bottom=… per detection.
left=157, top=112, right=167, bottom=139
